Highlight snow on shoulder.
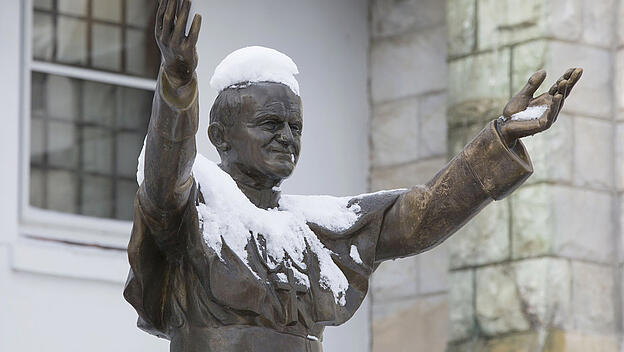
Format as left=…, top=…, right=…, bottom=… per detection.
left=194, top=154, right=359, bottom=306
left=210, top=46, right=300, bottom=96
left=137, top=145, right=358, bottom=306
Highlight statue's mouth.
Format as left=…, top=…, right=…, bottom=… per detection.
left=270, top=149, right=296, bottom=163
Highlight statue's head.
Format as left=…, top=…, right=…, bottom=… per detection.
left=208, top=81, right=302, bottom=184
left=208, top=46, right=302, bottom=187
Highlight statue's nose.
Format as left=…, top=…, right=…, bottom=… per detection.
left=276, top=123, right=295, bottom=146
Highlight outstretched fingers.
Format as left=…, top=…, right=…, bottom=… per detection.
left=547, top=93, right=564, bottom=124
left=155, top=0, right=168, bottom=38
left=186, top=13, right=202, bottom=48
left=564, top=68, right=583, bottom=97
left=519, top=70, right=547, bottom=98
left=161, top=0, right=177, bottom=43
left=503, top=70, right=547, bottom=118
left=548, top=67, right=582, bottom=111
left=172, top=0, right=190, bottom=44
left=500, top=68, right=582, bottom=143
left=548, top=68, right=574, bottom=95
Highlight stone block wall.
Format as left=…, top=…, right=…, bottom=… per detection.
left=369, top=0, right=624, bottom=351
left=368, top=0, right=449, bottom=351
left=446, top=0, right=622, bottom=350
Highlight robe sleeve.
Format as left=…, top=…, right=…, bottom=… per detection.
left=123, top=181, right=200, bottom=339
left=373, top=120, right=533, bottom=261
left=141, top=66, right=198, bottom=236
left=124, top=66, right=200, bottom=339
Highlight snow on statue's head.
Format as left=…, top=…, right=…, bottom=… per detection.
left=208, top=46, right=303, bottom=183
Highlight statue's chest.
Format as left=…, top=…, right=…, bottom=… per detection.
left=205, top=234, right=319, bottom=328
left=266, top=259, right=311, bottom=326
left=252, top=236, right=314, bottom=326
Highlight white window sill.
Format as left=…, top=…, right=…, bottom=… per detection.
left=20, top=206, right=132, bottom=249
left=11, top=238, right=129, bottom=285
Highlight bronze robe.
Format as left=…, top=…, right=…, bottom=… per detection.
left=124, top=69, right=533, bottom=352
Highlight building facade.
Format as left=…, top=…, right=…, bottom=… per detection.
left=3, top=0, right=622, bottom=351
left=369, top=0, right=624, bottom=351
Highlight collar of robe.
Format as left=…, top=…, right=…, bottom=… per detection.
left=233, top=181, right=281, bottom=209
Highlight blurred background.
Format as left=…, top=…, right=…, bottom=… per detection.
left=0, top=0, right=621, bottom=351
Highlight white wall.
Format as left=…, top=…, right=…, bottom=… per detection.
left=0, top=1, right=371, bottom=351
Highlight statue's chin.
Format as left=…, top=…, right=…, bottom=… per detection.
left=264, top=161, right=295, bottom=181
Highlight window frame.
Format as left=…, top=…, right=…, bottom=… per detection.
left=20, top=0, right=157, bottom=249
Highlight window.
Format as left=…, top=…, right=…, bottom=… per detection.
left=27, top=0, right=159, bottom=222
left=32, top=0, right=159, bottom=77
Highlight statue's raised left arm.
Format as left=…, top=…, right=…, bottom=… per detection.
left=374, top=68, right=582, bottom=262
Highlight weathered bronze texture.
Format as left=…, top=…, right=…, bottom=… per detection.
left=123, top=1, right=582, bottom=350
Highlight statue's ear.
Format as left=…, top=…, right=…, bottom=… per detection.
left=208, top=122, right=230, bottom=152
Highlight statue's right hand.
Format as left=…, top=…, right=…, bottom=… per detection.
left=156, top=0, right=201, bottom=86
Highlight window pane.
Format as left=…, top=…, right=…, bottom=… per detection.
left=84, top=81, right=116, bottom=126
left=82, top=127, right=113, bottom=174
left=126, top=28, right=148, bottom=76
left=31, top=72, right=47, bottom=117
left=48, top=121, right=78, bottom=168
left=116, top=180, right=137, bottom=221
left=116, top=132, right=142, bottom=177
left=34, top=0, right=53, bottom=10
left=58, top=0, right=87, bottom=16
left=81, top=175, right=113, bottom=218
left=118, top=86, right=152, bottom=130
left=29, top=73, right=153, bottom=221
left=46, top=75, right=78, bottom=121
left=31, top=118, right=45, bottom=165
left=57, top=16, right=87, bottom=65
left=47, top=170, right=78, bottom=213
left=93, top=0, right=121, bottom=23
left=33, top=12, right=54, bottom=61
left=92, top=23, right=122, bottom=71
left=30, top=167, right=46, bottom=209
left=32, top=0, right=159, bottom=79
left=127, top=0, right=156, bottom=28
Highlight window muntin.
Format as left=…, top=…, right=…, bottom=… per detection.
left=29, top=72, right=152, bottom=220
left=28, top=0, right=158, bottom=222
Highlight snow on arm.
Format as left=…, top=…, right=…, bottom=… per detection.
left=278, top=194, right=361, bottom=232
left=136, top=138, right=146, bottom=185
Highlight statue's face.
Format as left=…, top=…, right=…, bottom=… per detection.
left=224, top=83, right=302, bottom=182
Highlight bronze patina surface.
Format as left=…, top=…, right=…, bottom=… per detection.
left=123, top=1, right=582, bottom=351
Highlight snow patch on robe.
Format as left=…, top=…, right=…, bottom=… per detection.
left=138, top=148, right=359, bottom=305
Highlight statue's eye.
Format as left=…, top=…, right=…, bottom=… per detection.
left=261, top=119, right=280, bottom=131
left=289, top=124, right=302, bottom=134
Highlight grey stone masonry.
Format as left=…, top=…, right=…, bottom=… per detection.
left=370, top=0, right=624, bottom=350
left=446, top=0, right=622, bottom=351
left=368, top=1, right=449, bottom=351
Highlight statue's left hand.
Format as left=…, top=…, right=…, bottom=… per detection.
left=498, top=68, right=583, bottom=147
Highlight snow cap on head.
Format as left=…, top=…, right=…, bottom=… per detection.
left=209, top=46, right=300, bottom=96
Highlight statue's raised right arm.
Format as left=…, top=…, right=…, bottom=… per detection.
left=141, top=0, right=202, bottom=226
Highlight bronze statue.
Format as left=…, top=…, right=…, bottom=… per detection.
left=124, top=1, right=583, bottom=351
